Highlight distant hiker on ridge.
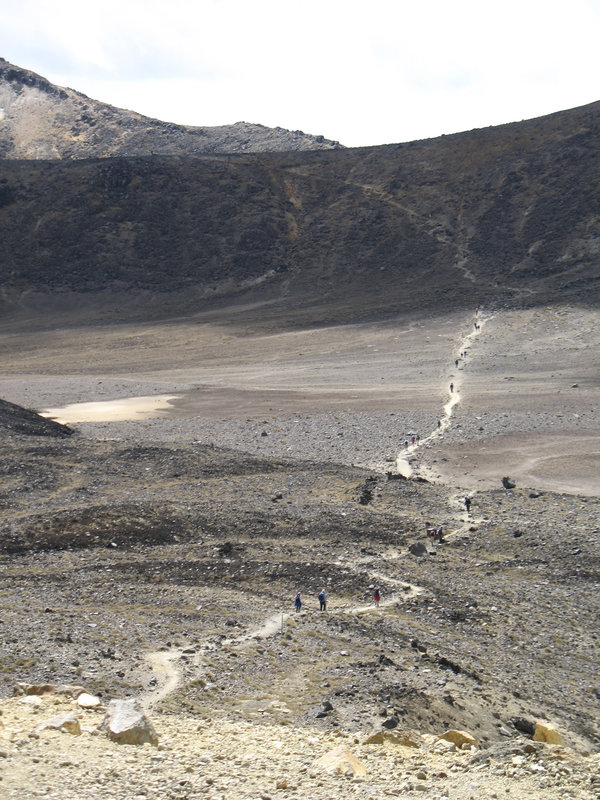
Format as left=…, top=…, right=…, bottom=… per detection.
left=294, top=592, right=302, bottom=612
left=373, top=587, right=381, bottom=606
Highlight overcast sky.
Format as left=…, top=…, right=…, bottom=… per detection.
left=3, top=0, right=600, bottom=147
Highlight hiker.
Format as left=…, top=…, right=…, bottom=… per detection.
left=411, top=436, right=416, bottom=445
left=294, top=592, right=302, bottom=612
left=455, top=359, right=459, bottom=367
left=404, top=439, right=408, bottom=449
left=373, top=587, right=381, bottom=606
left=318, top=589, right=327, bottom=611
left=437, top=420, right=441, bottom=428
left=436, top=526, right=444, bottom=542
left=449, top=382, right=454, bottom=393
left=464, top=497, right=471, bottom=513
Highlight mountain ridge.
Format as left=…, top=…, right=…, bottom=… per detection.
left=0, top=58, right=343, bottom=159
left=0, top=58, right=599, bottom=328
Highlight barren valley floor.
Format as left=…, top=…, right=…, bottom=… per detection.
left=0, top=304, right=599, bottom=799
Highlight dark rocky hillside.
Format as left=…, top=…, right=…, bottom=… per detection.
left=0, top=398, right=72, bottom=437
left=0, top=96, right=599, bottom=326
left=0, top=59, right=342, bottom=159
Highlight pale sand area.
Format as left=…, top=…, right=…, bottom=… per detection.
left=40, top=394, right=180, bottom=424
left=1, top=304, right=598, bottom=495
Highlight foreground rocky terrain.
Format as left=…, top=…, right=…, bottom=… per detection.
left=0, top=304, right=598, bottom=798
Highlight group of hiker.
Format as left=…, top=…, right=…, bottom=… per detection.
left=294, top=587, right=382, bottom=612
left=295, top=589, right=327, bottom=612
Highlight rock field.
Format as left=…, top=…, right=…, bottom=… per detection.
left=0, top=305, right=599, bottom=798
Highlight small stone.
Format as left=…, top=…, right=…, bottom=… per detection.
left=77, top=693, right=101, bottom=709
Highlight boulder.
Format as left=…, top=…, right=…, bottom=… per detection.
left=502, top=477, right=516, bottom=489
left=409, top=542, right=428, bottom=556
left=100, top=698, right=158, bottom=746
left=436, top=729, right=478, bottom=749
left=313, top=744, right=367, bottom=776
left=533, top=720, right=563, bottom=745
left=37, top=712, right=81, bottom=735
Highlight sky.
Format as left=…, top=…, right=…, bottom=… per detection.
left=2, top=0, right=600, bottom=148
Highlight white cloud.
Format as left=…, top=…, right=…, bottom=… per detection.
left=1, top=0, right=600, bottom=145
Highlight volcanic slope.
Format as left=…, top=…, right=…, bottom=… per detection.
left=0, top=97, right=599, bottom=327
left=0, top=58, right=342, bottom=160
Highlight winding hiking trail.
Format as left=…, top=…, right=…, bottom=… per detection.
left=141, top=312, right=493, bottom=709
left=141, top=584, right=425, bottom=708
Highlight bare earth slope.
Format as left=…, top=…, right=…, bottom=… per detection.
left=0, top=58, right=342, bottom=159
left=0, top=96, right=598, bottom=326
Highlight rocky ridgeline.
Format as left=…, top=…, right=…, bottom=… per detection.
left=0, top=58, right=343, bottom=159
left=1, top=683, right=598, bottom=799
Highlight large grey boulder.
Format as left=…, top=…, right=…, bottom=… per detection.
left=100, top=698, right=158, bottom=746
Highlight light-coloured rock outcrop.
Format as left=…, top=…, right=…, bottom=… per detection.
left=533, top=720, right=563, bottom=745
left=37, top=712, right=81, bottom=735
left=313, top=744, right=367, bottom=776
left=364, top=726, right=424, bottom=747
left=436, top=729, right=479, bottom=749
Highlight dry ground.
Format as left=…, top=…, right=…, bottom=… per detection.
left=0, top=302, right=599, bottom=799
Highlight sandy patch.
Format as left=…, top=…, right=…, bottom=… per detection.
left=40, top=394, right=180, bottom=423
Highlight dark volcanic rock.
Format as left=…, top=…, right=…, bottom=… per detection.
left=0, top=94, right=599, bottom=326
left=0, top=398, right=73, bottom=437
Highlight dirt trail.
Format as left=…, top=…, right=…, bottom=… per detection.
left=396, top=310, right=491, bottom=478
left=141, top=586, right=424, bottom=707
left=142, top=648, right=184, bottom=710
left=141, top=312, right=494, bottom=710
